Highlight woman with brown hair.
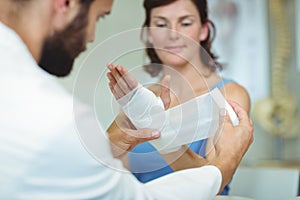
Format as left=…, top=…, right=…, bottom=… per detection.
left=108, top=0, right=250, bottom=195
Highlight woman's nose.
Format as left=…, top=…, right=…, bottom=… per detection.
left=168, top=25, right=180, bottom=41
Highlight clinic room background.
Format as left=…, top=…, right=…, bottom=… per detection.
left=57, top=0, right=300, bottom=199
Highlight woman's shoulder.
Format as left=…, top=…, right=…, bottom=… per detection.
left=221, top=81, right=251, bottom=113
left=222, top=81, right=248, bottom=96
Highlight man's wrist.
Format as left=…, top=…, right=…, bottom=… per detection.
left=209, top=154, right=239, bottom=193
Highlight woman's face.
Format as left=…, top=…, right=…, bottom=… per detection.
left=148, top=0, right=208, bottom=67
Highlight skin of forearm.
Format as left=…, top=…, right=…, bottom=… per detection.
left=210, top=154, right=240, bottom=194
left=164, top=146, right=239, bottom=194
left=162, top=146, right=208, bottom=171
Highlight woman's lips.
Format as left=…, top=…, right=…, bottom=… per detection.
left=164, top=45, right=185, bottom=53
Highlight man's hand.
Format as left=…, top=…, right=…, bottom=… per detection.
left=210, top=101, right=254, bottom=192
left=107, top=112, right=160, bottom=158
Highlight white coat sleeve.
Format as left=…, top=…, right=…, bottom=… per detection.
left=145, top=166, right=222, bottom=200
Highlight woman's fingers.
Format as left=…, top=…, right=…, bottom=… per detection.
left=116, top=65, right=138, bottom=90
left=107, top=72, right=124, bottom=99
left=107, top=63, right=135, bottom=95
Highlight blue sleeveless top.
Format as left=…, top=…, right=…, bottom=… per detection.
left=129, top=78, right=234, bottom=195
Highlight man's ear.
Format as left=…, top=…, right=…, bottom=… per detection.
left=199, top=22, right=209, bottom=42
left=52, top=0, right=80, bottom=30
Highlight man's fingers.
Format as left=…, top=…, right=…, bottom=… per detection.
left=228, top=100, right=254, bottom=144
left=219, top=108, right=230, bottom=127
left=228, top=100, right=250, bottom=126
left=160, top=75, right=171, bottom=110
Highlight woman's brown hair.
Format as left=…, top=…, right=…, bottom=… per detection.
left=142, top=0, right=222, bottom=77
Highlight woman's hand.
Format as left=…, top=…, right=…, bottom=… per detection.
left=107, top=75, right=171, bottom=158
left=106, top=63, right=138, bottom=100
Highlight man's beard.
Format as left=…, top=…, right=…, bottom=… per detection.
left=38, top=7, right=89, bottom=77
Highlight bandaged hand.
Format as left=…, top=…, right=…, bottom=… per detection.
left=107, top=63, right=169, bottom=130
left=107, top=63, right=171, bottom=108
left=106, top=63, right=171, bottom=157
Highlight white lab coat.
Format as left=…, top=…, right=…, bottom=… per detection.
left=0, top=22, right=221, bottom=200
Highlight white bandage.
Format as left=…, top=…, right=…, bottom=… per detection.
left=117, top=85, right=239, bottom=153
left=210, top=88, right=239, bottom=126
left=118, top=84, right=166, bottom=130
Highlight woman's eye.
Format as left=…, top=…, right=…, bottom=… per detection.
left=156, top=23, right=167, bottom=28
left=181, top=21, right=192, bottom=27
